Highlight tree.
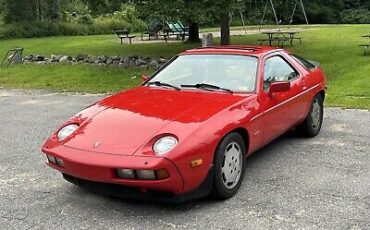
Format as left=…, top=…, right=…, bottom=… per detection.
left=0, top=0, right=5, bottom=23
left=80, top=0, right=130, bottom=16
left=3, top=0, right=35, bottom=23
left=220, top=1, right=235, bottom=45
left=136, top=0, right=201, bottom=42
left=207, top=0, right=238, bottom=45
left=136, top=0, right=238, bottom=44
left=50, top=0, right=61, bottom=21
left=220, top=13, right=230, bottom=45
left=184, top=0, right=238, bottom=44
left=183, top=0, right=205, bottom=42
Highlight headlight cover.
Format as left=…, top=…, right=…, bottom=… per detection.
left=153, top=136, right=178, bottom=155
left=57, top=124, right=79, bottom=141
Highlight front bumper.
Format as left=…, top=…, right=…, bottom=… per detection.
left=42, top=145, right=184, bottom=194
left=62, top=166, right=213, bottom=203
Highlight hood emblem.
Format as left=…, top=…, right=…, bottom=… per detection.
left=93, top=141, right=102, bottom=148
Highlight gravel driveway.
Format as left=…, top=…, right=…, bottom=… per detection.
left=0, top=89, right=369, bottom=230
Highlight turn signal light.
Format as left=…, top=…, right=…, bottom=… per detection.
left=47, top=155, right=56, bottom=164
left=46, top=155, right=64, bottom=167
left=190, top=159, right=203, bottom=168
left=55, top=158, right=64, bottom=167
left=155, top=169, right=170, bottom=180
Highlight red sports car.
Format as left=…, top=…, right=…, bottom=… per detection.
left=42, top=46, right=326, bottom=202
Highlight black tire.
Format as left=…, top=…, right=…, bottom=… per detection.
left=212, top=132, right=246, bottom=200
left=297, top=94, right=324, bottom=137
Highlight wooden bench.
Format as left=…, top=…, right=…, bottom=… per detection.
left=359, top=44, right=370, bottom=55
left=360, top=35, right=370, bottom=55
left=115, top=30, right=136, bottom=44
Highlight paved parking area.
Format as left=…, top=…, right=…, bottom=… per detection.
left=0, top=89, right=369, bottom=230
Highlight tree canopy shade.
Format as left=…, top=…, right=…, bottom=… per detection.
left=135, top=0, right=210, bottom=42
left=245, top=0, right=370, bottom=24
left=1, top=0, right=67, bottom=23
left=0, top=0, right=369, bottom=40
left=135, top=0, right=239, bottom=44
left=3, top=0, right=34, bottom=23
left=80, top=0, right=123, bottom=16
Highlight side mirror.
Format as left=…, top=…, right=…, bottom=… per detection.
left=141, top=74, right=149, bottom=82
left=269, top=81, right=290, bottom=97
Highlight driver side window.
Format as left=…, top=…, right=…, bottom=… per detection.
left=263, top=56, right=298, bottom=90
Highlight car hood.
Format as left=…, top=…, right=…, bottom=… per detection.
left=64, top=87, right=247, bottom=155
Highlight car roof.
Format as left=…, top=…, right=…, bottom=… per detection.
left=181, top=45, right=284, bottom=57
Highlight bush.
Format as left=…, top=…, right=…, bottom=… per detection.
left=340, top=9, right=370, bottom=24
left=94, top=3, right=146, bottom=33
left=64, top=5, right=94, bottom=25
left=0, top=3, right=146, bottom=39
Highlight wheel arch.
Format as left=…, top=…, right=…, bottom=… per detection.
left=225, top=127, right=250, bottom=156
left=318, top=90, right=326, bottom=101
left=210, top=127, right=250, bottom=199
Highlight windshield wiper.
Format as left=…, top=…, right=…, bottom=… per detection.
left=181, top=83, right=233, bottom=93
left=147, top=81, right=180, bottom=90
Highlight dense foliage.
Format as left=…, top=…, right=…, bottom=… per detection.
left=240, top=0, right=370, bottom=25
left=0, top=0, right=146, bottom=39
left=0, top=0, right=369, bottom=39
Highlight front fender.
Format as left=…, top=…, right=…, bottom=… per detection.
left=164, top=96, right=259, bottom=193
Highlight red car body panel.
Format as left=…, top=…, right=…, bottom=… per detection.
left=43, top=146, right=184, bottom=193
left=42, top=46, right=327, bottom=197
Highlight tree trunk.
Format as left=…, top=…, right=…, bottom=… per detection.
left=51, top=0, right=60, bottom=21
left=187, top=22, right=200, bottom=42
left=220, top=13, right=230, bottom=45
left=36, top=0, right=42, bottom=22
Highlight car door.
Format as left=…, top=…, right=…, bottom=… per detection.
left=259, top=54, right=307, bottom=145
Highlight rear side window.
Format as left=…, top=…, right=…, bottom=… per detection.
left=291, top=54, right=317, bottom=70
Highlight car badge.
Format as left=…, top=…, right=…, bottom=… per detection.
left=93, top=141, right=102, bottom=148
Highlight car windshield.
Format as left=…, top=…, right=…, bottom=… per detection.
left=147, top=55, right=258, bottom=92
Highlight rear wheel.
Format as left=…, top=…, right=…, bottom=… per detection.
left=297, top=94, right=324, bottom=137
left=212, top=132, right=246, bottom=199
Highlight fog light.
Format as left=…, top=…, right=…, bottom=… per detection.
left=117, top=169, right=135, bottom=179
left=47, top=155, right=56, bottom=164
left=137, top=170, right=156, bottom=180
left=155, top=169, right=169, bottom=180
left=55, top=158, right=64, bottom=167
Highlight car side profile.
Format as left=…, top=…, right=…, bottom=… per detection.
left=42, top=46, right=326, bottom=202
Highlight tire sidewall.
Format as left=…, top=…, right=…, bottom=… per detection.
left=307, top=94, right=324, bottom=136
left=212, top=133, right=246, bottom=199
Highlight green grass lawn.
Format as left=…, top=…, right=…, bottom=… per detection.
left=0, top=34, right=196, bottom=58
left=0, top=64, right=144, bottom=92
left=0, top=24, right=369, bottom=109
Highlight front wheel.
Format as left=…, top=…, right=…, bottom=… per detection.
left=212, top=132, right=246, bottom=200
left=297, top=94, right=324, bottom=137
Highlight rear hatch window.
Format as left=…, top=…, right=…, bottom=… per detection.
left=291, top=54, right=319, bottom=70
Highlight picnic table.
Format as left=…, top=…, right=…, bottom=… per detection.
left=260, top=31, right=301, bottom=47
left=115, top=29, right=136, bottom=45
left=359, top=35, right=370, bottom=55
